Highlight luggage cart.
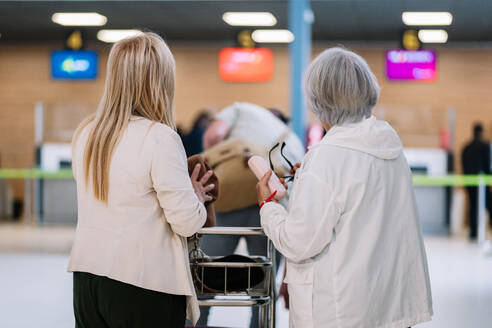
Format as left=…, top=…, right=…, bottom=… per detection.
left=189, top=227, right=276, bottom=328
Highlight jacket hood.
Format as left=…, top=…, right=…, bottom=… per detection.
left=317, top=116, right=403, bottom=160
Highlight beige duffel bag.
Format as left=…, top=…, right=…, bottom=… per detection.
left=202, top=139, right=266, bottom=212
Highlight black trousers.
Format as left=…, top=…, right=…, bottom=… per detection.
left=73, top=272, right=186, bottom=328
left=465, top=187, right=492, bottom=239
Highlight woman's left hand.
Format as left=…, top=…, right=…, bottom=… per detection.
left=190, top=164, right=214, bottom=204
left=256, top=170, right=275, bottom=205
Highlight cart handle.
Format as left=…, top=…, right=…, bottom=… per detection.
left=192, top=261, right=272, bottom=268
left=197, top=226, right=265, bottom=236
left=198, top=297, right=269, bottom=307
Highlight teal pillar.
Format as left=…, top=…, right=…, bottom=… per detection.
left=289, top=0, right=313, bottom=144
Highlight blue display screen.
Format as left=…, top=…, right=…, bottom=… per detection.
left=51, top=50, right=98, bottom=80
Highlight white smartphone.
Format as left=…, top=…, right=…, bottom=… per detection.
left=248, top=155, right=287, bottom=200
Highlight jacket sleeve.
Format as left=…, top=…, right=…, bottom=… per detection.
left=260, top=171, right=341, bottom=262
left=151, top=130, right=207, bottom=237
left=461, top=146, right=467, bottom=174
left=483, top=143, right=491, bottom=174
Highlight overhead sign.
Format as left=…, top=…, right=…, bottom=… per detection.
left=219, top=48, right=273, bottom=82
left=51, top=50, right=98, bottom=80
left=386, top=49, right=436, bottom=81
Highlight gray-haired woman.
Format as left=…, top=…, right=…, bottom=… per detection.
left=256, top=47, right=433, bottom=327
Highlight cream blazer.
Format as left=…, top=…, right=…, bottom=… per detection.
left=68, top=116, right=206, bottom=324
left=260, top=117, right=433, bottom=327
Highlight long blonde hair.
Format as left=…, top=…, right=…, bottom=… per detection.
left=73, top=32, right=176, bottom=203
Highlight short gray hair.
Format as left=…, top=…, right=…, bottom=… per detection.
left=304, top=47, right=380, bottom=126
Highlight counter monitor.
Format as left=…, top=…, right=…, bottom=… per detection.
left=386, top=49, right=436, bottom=81
left=51, top=50, right=98, bottom=80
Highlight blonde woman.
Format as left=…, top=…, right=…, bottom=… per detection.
left=256, top=48, right=432, bottom=327
left=68, top=32, right=213, bottom=327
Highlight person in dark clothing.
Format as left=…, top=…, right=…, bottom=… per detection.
left=461, top=123, right=492, bottom=240
left=182, top=110, right=214, bottom=156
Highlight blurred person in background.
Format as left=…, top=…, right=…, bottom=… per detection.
left=461, top=122, right=492, bottom=241
left=198, top=102, right=305, bottom=328
left=182, top=110, right=214, bottom=156
left=256, top=47, right=432, bottom=327
left=69, top=32, right=214, bottom=327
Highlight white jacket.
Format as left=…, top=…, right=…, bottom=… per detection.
left=68, top=116, right=206, bottom=325
left=260, top=116, right=433, bottom=328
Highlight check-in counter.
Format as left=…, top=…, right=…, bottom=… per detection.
left=38, top=143, right=77, bottom=224
left=404, top=148, right=448, bottom=234
left=0, top=179, right=13, bottom=220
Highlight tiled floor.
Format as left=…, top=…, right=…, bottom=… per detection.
left=417, top=237, right=492, bottom=328
left=0, top=223, right=491, bottom=327
left=0, top=252, right=74, bottom=328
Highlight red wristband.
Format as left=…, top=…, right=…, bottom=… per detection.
left=260, top=190, right=277, bottom=209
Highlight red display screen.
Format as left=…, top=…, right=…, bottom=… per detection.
left=219, top=48, right=274, bottom=82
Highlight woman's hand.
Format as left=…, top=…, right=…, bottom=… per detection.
left=190, top=164, right=214, bottom=204
left=277, top=163, right=301, bottom=190
left=290, top=162, right=301, bottom=176
left=256, top=170, right=276, bottom=205
left=278, top=163, right=301, bottom=188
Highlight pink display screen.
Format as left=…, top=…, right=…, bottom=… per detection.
left=386, top=50, right=436, bottom=81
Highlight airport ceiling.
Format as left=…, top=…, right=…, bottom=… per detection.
left=1, top=0, right=492, bottom=43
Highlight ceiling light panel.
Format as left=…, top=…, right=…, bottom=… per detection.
left=252, top=29, right=294, bottom=43
left=402, top=12, right=453, bottom=26
left=418, top=29, right=448, bottom=43
left=97, top=29, right=142, bottom=43
left=52, top=12, right=107, bottom=26
left=223, top=12, right=277, bottom=26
